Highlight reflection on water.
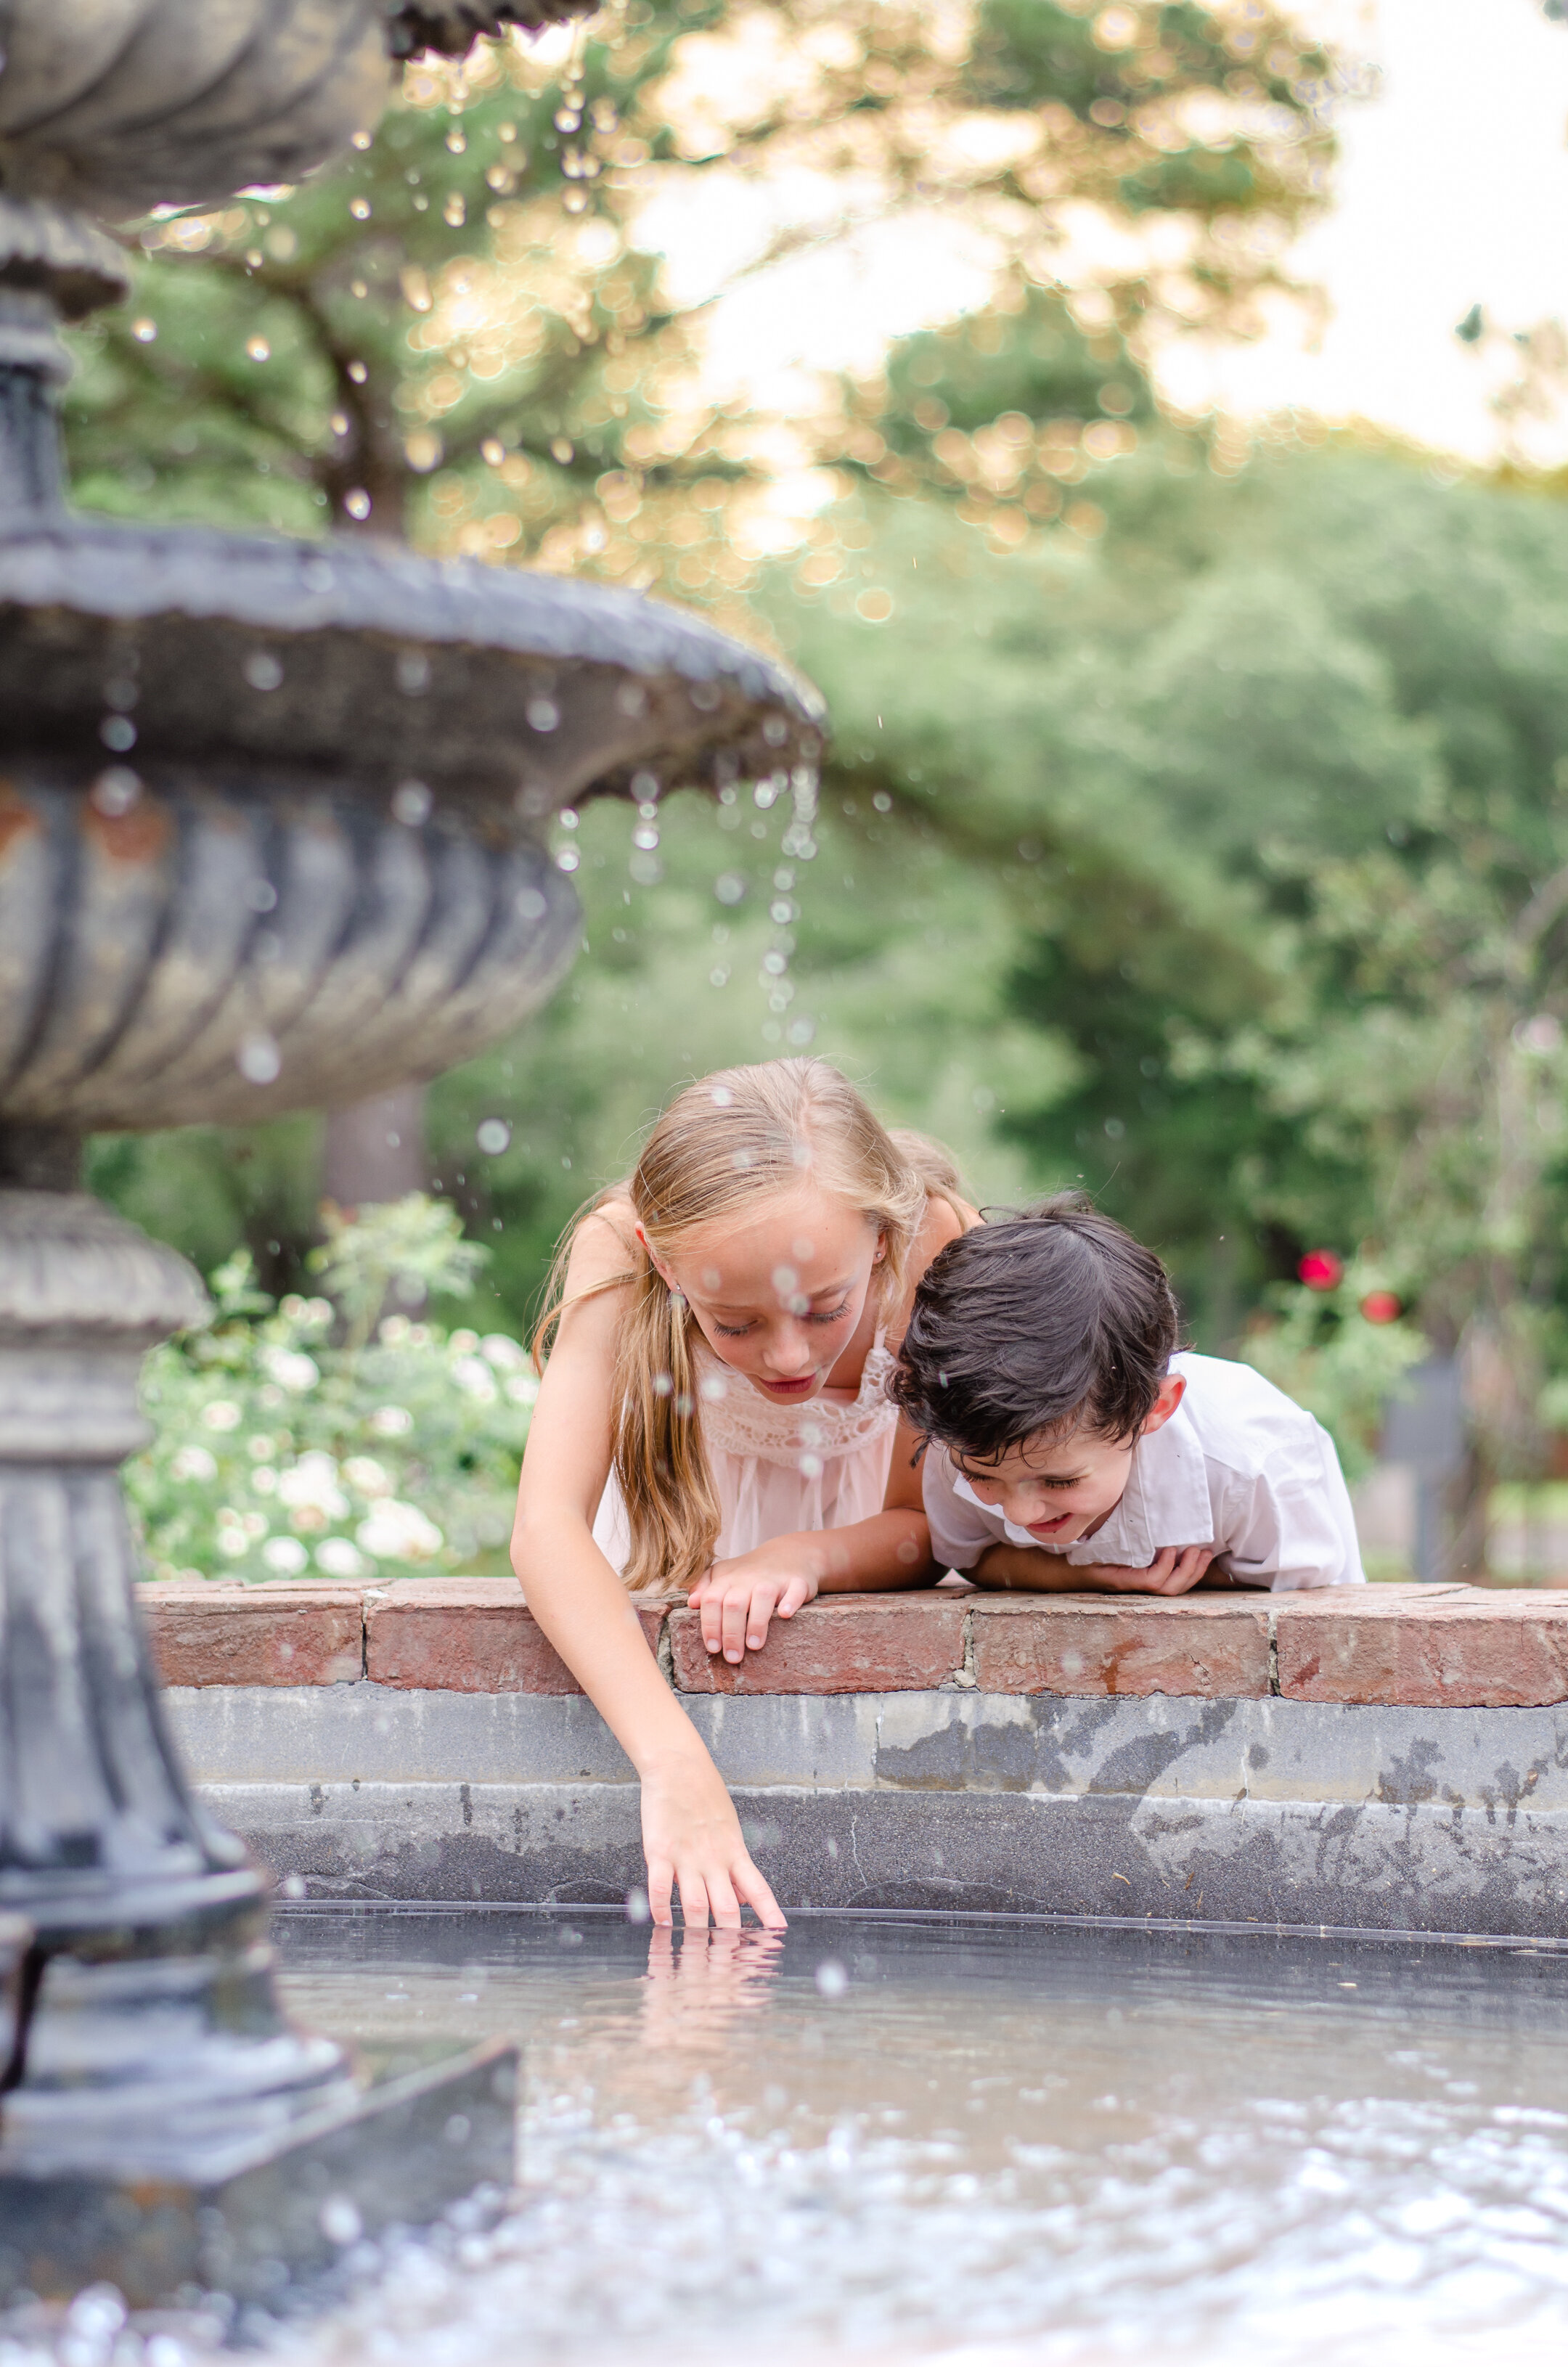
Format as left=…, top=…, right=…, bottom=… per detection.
left=261, top=1910, right=1568, bottom=2367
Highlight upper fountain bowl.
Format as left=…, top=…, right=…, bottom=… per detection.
left=0, top=517, right=825, bottom=1132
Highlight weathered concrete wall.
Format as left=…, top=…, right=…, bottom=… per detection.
left=167, top=1683, right=1568, bottom=1939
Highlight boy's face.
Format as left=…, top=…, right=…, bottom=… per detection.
left=951, top=1375, right=1185, bottom=1546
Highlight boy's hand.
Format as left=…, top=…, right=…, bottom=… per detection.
left=1069, top=1544, right=1214, bottom=1595
left=688, top=1542, right=821, bottom=1663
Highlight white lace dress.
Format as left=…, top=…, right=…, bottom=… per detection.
left=592, top=1333, right=901, bottom=1582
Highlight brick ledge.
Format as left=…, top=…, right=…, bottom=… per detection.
left=136, top=1577, right=1568, bottom=1711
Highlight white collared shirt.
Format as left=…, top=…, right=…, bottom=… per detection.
left=922, top=1352, right=1365, bottom=1592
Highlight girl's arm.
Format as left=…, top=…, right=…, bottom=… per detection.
left=510, top=1210, right=784, bottom=1931
left=688, top=1193, right=973, bottom=1664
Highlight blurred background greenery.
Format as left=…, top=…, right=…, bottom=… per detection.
left=72, top=0, right=1568, bottom=1575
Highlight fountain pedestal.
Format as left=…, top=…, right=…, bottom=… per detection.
left=0, top=1172, right=517, bottom=2305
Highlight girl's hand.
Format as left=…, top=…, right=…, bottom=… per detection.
left=640, top=1747, right=787, bottom=1929
left=1068, top=1545, right=1214, bottom=1595
left=687, top=1542, right=821, bottom=1663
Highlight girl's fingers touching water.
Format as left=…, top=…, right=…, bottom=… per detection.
left=640, top=1754, right=788, bottom=1931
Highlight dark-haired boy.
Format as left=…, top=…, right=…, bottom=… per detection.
left=892, top=1201, right=1364, bottom=1595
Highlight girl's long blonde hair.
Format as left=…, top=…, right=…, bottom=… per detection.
left=534, top=1058, right=967, bottom=1595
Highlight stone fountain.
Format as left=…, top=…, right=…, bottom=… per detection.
left=0, top=0, right=823, bottom=2308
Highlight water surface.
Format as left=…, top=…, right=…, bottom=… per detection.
left=264, top=1908, right=1568, bottom=2367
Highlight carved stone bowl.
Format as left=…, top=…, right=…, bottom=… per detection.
left=0, top=517, right=824, bottom=1132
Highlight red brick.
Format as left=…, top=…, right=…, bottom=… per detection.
left=969, top=1593, right=1272, bottom=1698
left=365, top=1577, right=666, bottom=1693
left=142, top=1580, right=364, bottom=1687
left=1275, top=1584, right=1568, bottom=1707
left=669, top=1591, right=968, bottom=1694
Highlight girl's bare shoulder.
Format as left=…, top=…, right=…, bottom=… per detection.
left=886, top=1191, right=977, bottom=1345
left=564, top=1194, right=640, bottom=1294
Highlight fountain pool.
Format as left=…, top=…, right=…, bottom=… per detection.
left=36, top=1905, right=1551, bottom=2367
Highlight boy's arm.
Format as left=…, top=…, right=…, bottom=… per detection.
left=971, top=1542, right=1217, bottom=1595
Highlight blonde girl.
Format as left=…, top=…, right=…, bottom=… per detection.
left=511, top=1058, right=973, bottom=1932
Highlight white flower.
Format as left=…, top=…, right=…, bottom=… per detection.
left=202, top=1400, right=242, bottom=1432
left=505, top=1373, right=539, bottom=1407
left=379, top=1315, right=411, bottom=1346
left=449, top=1328, right=480, bottom=1354
left=251, top=1466, right=277, bottom=1495
left=451, top=1354, right=497, bottom=1405
left=316, top=1537, right=365, bottom=1579
left=342, top=1455, right=393, bottom=1499
left=277, top=1450, right=348, bottom=1524
left=242, top=1510, right=269, bottom=1540
left=369, top=1404, right=414, bottom=1437
left=171, top=1444, right=218, bottom=1483
left=356, top=1500, right=443, bottom=1563
left=262, top=1348, right=320, bottom=1394
left=261, top=1535, right=309, bottom=1576
left=216, top=1519, right=249, bottom=1558
left=481, top=1333, right=527, bottom=1372
left=248, top=1434, right=276, bottom=1461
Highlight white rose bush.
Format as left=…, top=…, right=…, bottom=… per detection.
left=127, top=1198, right=536, bottom=1586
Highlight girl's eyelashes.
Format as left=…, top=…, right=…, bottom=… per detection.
left=709, top=1301, right=850, bottom=1338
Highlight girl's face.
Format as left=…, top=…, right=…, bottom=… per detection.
left=643, top=1187, right=883, bottom=1401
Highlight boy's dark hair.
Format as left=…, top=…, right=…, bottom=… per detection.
left=891, top=1196, right=1180, bottom=1460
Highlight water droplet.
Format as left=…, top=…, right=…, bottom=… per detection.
left=873, top=790, right=892, bottom=813
left=556, top=846, right=581, bottom=872
left=319, top=2194, right=364, bottom=2247
left=347, top=360, right=368, bottom=385
left=554, top=107, right=581, bottom=133
left=515, top=886, right=547, bottom=920
left=815, top=1959, right=848, bottom=1998
left=349, top=196, right=372, bottom=220
left=343, top=488, right=371, bottom=520
left=245, top=879, right=278, bottom=912
left=616, top=681, right=648, bottom=717
left=527, top=697, right=560, bottom=732
left=89, top=766, right=141, bottom=817
left=444, top=192, right=467, bottom=227
left=476, top=1119, right=511, bottom=1155
left=245, top=335, right=271, bottom=362
left=396, top=652, right=431, bottom=695
left=243, top=651, right=284, bottom=692
left=351, top=128, right=373, bottom=150
left=689, top=679, right=722, bottom=713
left=770, top=899, right=793, bottom=924
left=624, top=1886, right=650, bottom=1923
left=559, top=807, right=579, bottom=830
left=481, top=438, right=505, bottom=466
left=446, top=126, right=468, bottom=154
left=630, top=769, right=659, bottom=801
left=392, top=779, right=433, bottom=825
left=787, top=1017, right=816, bottom=1046
left=714, top=873, right=746, bottom=905
left=237, top=1031, right=281, bottom=1084
left=98, top=714, right=136, bottom=751
left=131, top=316, right=158, bottom=343
left=761, top=714, right=789, bottom=747
left=550, top=436, right=574, bottom=465
left=629, top=851, right=662, bottom=886
left=330, top=409, right=351, bottom=436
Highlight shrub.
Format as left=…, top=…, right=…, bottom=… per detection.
left=128, top=1199, right=534, bottom=1585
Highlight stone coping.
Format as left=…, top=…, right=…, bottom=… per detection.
left=136, top=1577, right=1568, bottom=1710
